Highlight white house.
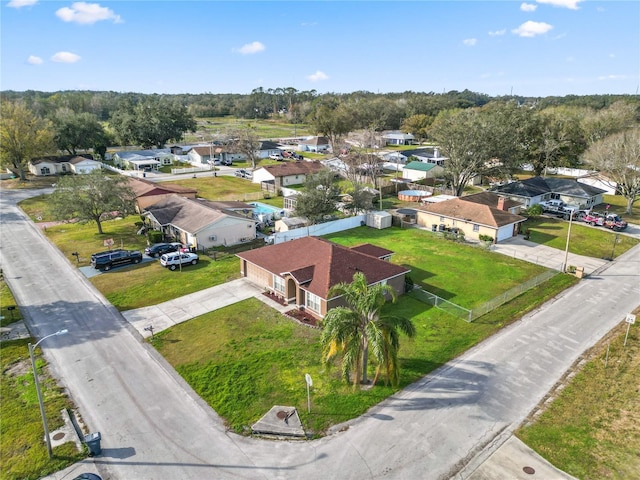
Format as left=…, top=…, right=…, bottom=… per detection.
left=252, top=162, right=325, bottom=193
left=298, top=136, right=331, bottom=153
left=29, top=154, right=100, bottom=176
left=402, top=161, right=444, bottom=182
left=382, top=131, right=415, bottom=146
left=112, top=149, right=174, bottom=172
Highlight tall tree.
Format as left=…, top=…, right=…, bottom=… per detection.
left=110, top=97, right=196, bottom=148
left=52, top=108, right=107, bottom=155
left=49, top=170, right=136, bottom=234
left=581, top=128, right=640, bottom=214
left=293, top=169, right=340, bottom=224
left=321, top=272, right=415, bottom=388
left=401, top=114, right=433, bottom=143
left=0, top=101, right=54, bottom=180
left=309, top=100, right=353, bottom=153
left=225, top=124, right=261, bottom=170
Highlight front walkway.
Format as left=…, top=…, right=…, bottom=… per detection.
left=490, top=236, right=610, bottom=275
left=122, top=278, right=290, bottom=338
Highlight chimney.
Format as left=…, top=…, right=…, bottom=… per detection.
left=497, top=196, right=506, bottom=211
left=434, top=148, right=440, bottom=159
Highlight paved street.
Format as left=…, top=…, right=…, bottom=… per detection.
left=1, top=187, right=639, bottom=480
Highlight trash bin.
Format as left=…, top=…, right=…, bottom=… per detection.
left=142, top=172, right=146, bottom=178
left=431, top=224, right=437, bottom=232
left=438, top=224, right=445, bottom=232
left=84, top=432, right=102, bottom=456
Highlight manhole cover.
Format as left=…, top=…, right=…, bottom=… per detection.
left=523, top=466, right=536, bottom=475
left=276, top=411, right=287, bottom=419
left=52, top=432, right=65, bottom=441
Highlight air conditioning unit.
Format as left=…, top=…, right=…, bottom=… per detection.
left=209, top=235, right=217, bottom=241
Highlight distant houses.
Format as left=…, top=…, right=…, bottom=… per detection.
left=29, top=154, right=101, bottom=176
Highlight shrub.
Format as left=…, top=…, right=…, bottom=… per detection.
left=525, top=204, right=543, bottom=216
left=479, top=234, right=494, bottom=243
left=148, top=230, right=163, bottom=243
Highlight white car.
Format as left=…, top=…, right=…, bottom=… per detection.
left=160, top=252, right=199, bottom=270
left=268, top=153, right=284, bottom=160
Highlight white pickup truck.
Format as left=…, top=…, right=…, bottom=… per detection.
left=539, top=200, right=578, bottom=217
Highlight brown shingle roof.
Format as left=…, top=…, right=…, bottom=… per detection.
left=415, top=197, right=525, bottom=227
left=258, top=162, right=324, bottom=178
left=127, top=177, right=197, bottom=197
left=461, top=191, right=522, bottom=210
left=237, top=237, right=409, bottom=299
left=350, top=244, right=394, bottom=259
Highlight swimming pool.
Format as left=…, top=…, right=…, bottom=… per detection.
left=250, top=202, right=284, bottom=220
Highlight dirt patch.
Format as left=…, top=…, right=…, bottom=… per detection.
left=285, top=308, right=320, bottom=328
left=4, top=358, right=31, bottom=377
left=1, top=176, right=56, bottom=189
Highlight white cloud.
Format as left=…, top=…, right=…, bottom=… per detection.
left=536, top=0, right=582, bottom=10
left=512, top=21, right=553, bottom=37
left=235, top=41, right=266, bottom=55
left=597, top=74, right=626, bottom=80
left=520, top=3, right=537, bottom=12
left=56, top=2, right=122, bottom=25
left=7, top=0, right=38, bottom=8
left=27, top=55, right=43, bottom=64
left=488, top=29, right=506, bottom=36
left=463, top=38, right=477, bottom=46
left=307, top=70, right=329, bottom=82
left=51, top=51, right=81, bottom=63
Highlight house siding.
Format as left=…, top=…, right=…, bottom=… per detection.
left=195, top=217, right=255, bottom=248
left=416, top=211, right=499, bottom=242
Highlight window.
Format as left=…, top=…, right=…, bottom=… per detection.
left=273, top=275, right=285, bottom=294
left=473, top=224, right=479, bottom=232
left=439, top=216, right=445, bottom=222
left=306, top=292, right=321, bottom=313
left=41, top=167, right=50, bottom=175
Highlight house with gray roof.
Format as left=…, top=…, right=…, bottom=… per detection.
left=386, top=147, right=448, bottom=166
left=298, top=136, right=330, bottom=153
left=143, top=194, right=256, bottom=249
left=491, top=176, right=606, bottom=210
left=113, top=149, right=175, bottom=172
left=382, top=131, right=415, bottom=145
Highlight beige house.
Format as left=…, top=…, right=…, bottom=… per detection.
left=143, top=194, right=256, bottom=249
left=29, top=154, right=100, bottom=176
left=415, top=192, right=526, bottom=243
left=236, top=236, right=410, bottom=319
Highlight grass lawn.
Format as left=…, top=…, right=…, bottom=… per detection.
left=1, top=279, right=23, bottom=328
left=0, top=282, right=85, bottom=480
left=190, top=116, right=312, bottom=141
left=522, top=216, right=638, bottom=260
left=154, top=226, right=579, bottom=435
left=326, top=227, right=550, bottom=308
left=517, top=311, right=640, bottom=480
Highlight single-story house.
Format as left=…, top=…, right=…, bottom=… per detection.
left=414, top=192, right=526, bottom=243
left=391, top=147, right=447, bottom=166
left=402, top=161, right=444, bottom=182
left=127, top=177, right=198, bottom=211
left=577, top=172, right=619, bottom=195
left=252, top=162, right=325, bottom=193
left=491, top=176, right=607, bottom=210
left=382, top=131, right=415, bottom=146
left=298, top=136, right=331, bottom=153
left=257, top=140, right=283, bottom=159
left=236, top=236, right=410, bottom=318
left=143, top=194, right=256, bottom=249
left=113, top=149, right=175, bottom=171
left=29, top=154, right=100, bottom=176
left=187, top=145, right=217, bottom=165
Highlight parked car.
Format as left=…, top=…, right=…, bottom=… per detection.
left=221, top=158, right=233, bottom=166
left=144, top=242, right=181, bottom=258
left=269, top=153, right=284, bottom=160
left=90, top=248, right=124, bottom=262
left=235, top=169, right=252, bottom=179
left=160, top=252, right=199, bottom=270
left=91, top=250, right=143, bottom=271
left=291, top=153, right=304, bottom=161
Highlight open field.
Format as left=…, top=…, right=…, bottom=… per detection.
left=187, top=116, right=312, bottom=142
left=517, top=308, right=640, bottom=480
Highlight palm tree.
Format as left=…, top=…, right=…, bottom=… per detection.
left=321, top=272, right=416, bottom=388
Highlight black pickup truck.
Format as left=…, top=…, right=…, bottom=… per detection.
left=91, top=249, right=143, bottom=271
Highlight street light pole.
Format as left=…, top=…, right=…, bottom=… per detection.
left=28, top=329, right=68, bottom=459
left=562, top=210, right=574, bottom=272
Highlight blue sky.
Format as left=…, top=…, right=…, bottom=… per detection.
left=2, top=0, right=638, bottom=97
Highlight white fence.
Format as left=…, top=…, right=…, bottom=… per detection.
left=269, top=215, right=366, bottom=244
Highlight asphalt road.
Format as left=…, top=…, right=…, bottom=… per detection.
left=1, top=187, right=639, bottom=480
